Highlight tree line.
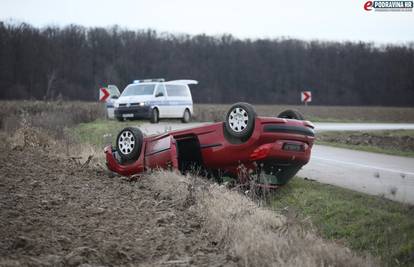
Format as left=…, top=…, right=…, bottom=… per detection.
left=0, top=21, right=413, bottom=106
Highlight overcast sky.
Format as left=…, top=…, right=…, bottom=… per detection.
left=1, top=0, right=413, bottom=44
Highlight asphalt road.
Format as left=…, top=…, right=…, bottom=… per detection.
left=138, top=121, right=414, bottom=204
left=315, top=122, right=414, bottom=132
left=298, top=145, right=414, bottom=204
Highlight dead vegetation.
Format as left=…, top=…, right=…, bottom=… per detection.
left=0, top=101, right=106, bottom=135
left=1, top=120, right=235, bottom=266
left=0, top=104, right=377, bottom=266
left=317, top=130, right=414, bottom=157
left=148, top=171, right=376, bottom=266
left=2, top=101, right=414, bottom=127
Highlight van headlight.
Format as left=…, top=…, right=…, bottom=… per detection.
left=139, top=102, right=145, bottom=106
left=114, top=102, right=119, bottom=108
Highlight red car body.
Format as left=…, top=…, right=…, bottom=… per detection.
left=105, top=116, right=315, bottom=188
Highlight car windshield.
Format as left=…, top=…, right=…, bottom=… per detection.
left=121, top=84, right=155, bottom=96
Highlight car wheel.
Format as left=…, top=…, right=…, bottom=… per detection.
left=116, top=127, right=143, bottom=161
left=277, top=109, right=304, bottom=120
left=224, top=102, right=256, bottom=139
left=150, top=108, right=159, bottom=123
left=181, top=109, right=191, bottom=123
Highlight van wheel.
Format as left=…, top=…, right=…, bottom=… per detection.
left=150, top=108, right=159, bottom=123
left=116, top=116, right=124, bottom=122
left=224, top=102, right=256, bottom=139
left=277, top=109, right=304, bottom=120
left=182, top=109, right=191, bottom=123
left=116, top=127, right=143, bottom=161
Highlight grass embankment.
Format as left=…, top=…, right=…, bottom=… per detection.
left=72, top=119, right=144, bottom=148
left=272, top=178, right=414, bottom=266
left=72, top=119, right=414, bottom=266
left=317, top=130, right=414, bottom=157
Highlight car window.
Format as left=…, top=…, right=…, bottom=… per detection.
left=121, top=84, right=155, bottom=96
left=165, top=84, right=189, bottom=97
left=154, top=84, right=166, bottom=97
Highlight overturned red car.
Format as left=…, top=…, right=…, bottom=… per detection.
left=105, top=102, right=315, bottom=188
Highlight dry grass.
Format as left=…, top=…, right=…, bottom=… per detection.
left=316, top=130, right=414, bottom=157
left=2, top=101, right=413, bottom=126
left=3, top=111, right=105, bottom=170
left=0, top=101, right=380, bottom=266
left=193, top=103, right=414, bottom=122
left=1, top=101, right=107, bottom=165
left=147, top=171, right=376, bottom=267
left=1, top=124, right=377, bottom=266
left=0, top=101, right=106, bottom=134
left=1, top=107, right=377, bottom=266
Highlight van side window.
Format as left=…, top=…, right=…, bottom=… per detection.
left=154, top=84, right=166, bottom=97
left=165, top=85, right=189, bottom=97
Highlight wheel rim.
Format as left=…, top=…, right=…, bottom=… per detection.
left=184, top=111, right=189, bottom=121
left=118, top=130, right=135, bottom=155
left=228, top=107, right=248, bottom=132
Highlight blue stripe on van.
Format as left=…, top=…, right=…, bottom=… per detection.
left=148, top=100, right=192, bottom=106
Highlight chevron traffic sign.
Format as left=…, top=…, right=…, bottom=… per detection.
left=99, top=87, right=110, bottom=102
left=301, top=91, right=312, bottom=103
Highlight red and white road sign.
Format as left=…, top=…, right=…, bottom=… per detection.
left=301, top=91, right=312, bottom=103
left=99, top=87, right=110, bottom=102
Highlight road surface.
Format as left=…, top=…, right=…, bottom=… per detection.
left=315, top=122, right=414, bottom=132
left=298, top=145, right=414, bottom=204
left=136, top=121, right=414, bottom=204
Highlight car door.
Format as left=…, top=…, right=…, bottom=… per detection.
left=154, top=84, right=168, bottom=118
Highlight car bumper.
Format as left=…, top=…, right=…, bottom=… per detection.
left=104, top=145, right=145, bottom=176
left=114, top=106, right=151, bottom=119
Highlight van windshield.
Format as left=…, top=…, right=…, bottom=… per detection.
left=121, top=84, right=155, bottom=96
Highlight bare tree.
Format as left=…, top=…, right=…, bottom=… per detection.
left=0, top=21, right=413, bottom=106
left=44, top=69, right=57, bottom=100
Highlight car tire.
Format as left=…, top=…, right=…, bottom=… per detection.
left=277, top=109, right=304, bottom=120
left=116, top=127, right=143, bottom=162
left=224, top=102, right=256, bottom=139
left=181, top=109, right=191, bottom=123
left=150, top=108, right=159, bottom=123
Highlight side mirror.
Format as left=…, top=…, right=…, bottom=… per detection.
left=155, top=92, right=164, bottom=97
left=111, top=95, right=119, bottom=99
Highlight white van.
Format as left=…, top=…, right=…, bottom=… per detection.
left=114, top=79, right=197, bottom=123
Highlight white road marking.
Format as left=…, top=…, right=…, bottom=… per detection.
left=314, top=123, right=414, bottom=132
